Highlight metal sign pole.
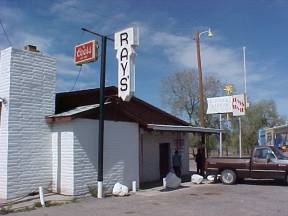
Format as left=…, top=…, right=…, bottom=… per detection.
left=97, top=36, right=107, bottom=198
left=239, top=117, right=242, bottom=158
left=220, top=114, right=222, bottom=157
left=79, top=28, right=114, bottom=199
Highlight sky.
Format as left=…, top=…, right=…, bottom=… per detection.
left=0, top=0, right=288, bottom=119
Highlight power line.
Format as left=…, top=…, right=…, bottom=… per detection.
left=70, top=28, right=86, bottom=92
left=70, top=65, right=83, bottom=91
left=0, top=18, right=12, bottom=46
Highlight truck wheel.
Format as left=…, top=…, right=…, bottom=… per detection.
left=220, top=169, right=237, bottom=185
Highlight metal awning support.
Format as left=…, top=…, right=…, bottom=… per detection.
left=147, top=124, right=224, bottom=134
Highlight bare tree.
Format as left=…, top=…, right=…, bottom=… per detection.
left=161, top=69, right=223, bottom=126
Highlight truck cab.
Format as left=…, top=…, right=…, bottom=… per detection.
left=251, top=146, right=288, bottom=179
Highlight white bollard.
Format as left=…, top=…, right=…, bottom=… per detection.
left=163, top=178, right=167, bottom=188
left=132, top=181, right=137, bottom=193
left=39, top=186, right=45, bottom=208
left=97, top=181, right=103, bottom=198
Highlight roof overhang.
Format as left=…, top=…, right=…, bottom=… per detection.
left=46, top=102, right=110, bottom=123
left=147, top=124, right=224, bottom=134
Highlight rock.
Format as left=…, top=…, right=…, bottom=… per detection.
left=207, top=175, right=216, bottom=183
left=191, top=174, right=204, bottom=184
left=112, top=182, right=129, bottom=196
left=165, top=172, right=181, bottom=188
left=118, top=185, right=129, bottom=197
left=112, top=182, right=122, bottom=196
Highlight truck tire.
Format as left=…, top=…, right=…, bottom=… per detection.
left=220, top=169, right=237, bottom=185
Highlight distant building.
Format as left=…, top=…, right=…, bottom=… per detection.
left=0, top=46, right=221, bottom=199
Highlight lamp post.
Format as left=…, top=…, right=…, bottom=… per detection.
left=195, top=28, right=213, bottom=128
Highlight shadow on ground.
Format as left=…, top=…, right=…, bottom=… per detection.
left=158, top=185, right=190, bottom=192
left=238, top=179, right=287, bottom=186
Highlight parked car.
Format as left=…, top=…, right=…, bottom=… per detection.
left=206, top=146, right=288, bottom=185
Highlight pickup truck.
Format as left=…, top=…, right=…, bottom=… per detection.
left=206, top=146, right=288, bottom=184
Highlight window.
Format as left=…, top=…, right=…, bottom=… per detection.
left=254, top=148, right=270, bottom=159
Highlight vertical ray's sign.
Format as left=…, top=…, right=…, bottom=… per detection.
left=115, top=27, right=139, bottom=101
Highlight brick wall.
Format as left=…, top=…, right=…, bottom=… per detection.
left=0, top=47, right=56, bottom=199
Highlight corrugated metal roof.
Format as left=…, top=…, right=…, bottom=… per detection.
left=47, top=102, right=110, bottom=118
left=147, top=124, right=224, bottom=134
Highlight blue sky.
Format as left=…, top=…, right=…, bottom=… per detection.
left=0, top=0, right=288, bottom=118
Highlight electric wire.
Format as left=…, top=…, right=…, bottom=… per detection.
left=70, top=65, right=83, bottom=91
left=0, top=18, right=12, bottom=46
left=69, top=29, right=86, bottom=92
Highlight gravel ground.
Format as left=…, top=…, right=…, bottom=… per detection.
left=8, top=180, right=288, bottom=216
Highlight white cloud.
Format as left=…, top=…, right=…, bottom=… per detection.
left=16, top=32, right=52, bottom=52
left=55, top=53, right=96, bottom=77
left=148, top=30, right=274, bottom=94
left=54, top=52, right=100, bottom=92
left=150, top=31, right=246, bottom=85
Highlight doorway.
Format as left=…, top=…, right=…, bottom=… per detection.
left=159, top=143, right=170, bottom=179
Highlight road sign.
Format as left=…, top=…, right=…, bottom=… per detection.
left=207, top=94, right=246, bottom=116
left=74, top=40, right=98, bottom=65
left=115, top=27, right=139, bottom=101
left=232, top=94, right=245, bottom=116
left=207, top=96, right=233, bottom=114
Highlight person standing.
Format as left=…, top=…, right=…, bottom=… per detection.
left=172, top=150, right=182, bottom=178
left=195, top=148, right=203, bottom=175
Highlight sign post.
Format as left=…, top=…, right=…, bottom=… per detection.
left=207, top=94, right=246, bottom=157
left=77, top=29, right=114, bottom=199
left=115, top=27, right=139, bottom=101
left=79, top=27, right=138, bottom=198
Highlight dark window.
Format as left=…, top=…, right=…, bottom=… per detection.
left=254, top=148, right=269, bottom=159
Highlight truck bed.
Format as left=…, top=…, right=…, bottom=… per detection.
left=206, top=157, right=251, bottom=171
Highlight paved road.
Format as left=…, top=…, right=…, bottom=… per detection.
left=9, top=181, right=288, bottom=216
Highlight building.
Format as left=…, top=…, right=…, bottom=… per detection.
left=0, top=46, right=221, bottom=199
left=0, top=46, right=55, bottom=200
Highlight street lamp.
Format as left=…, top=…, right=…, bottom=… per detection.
left=195, top=28, right=213, bottom=128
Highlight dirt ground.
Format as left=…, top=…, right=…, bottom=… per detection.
left=8, top=179, right=288, bottom=216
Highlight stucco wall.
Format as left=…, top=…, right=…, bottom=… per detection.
left=52, top=119, right=139, bottom=195
left=141, top=131, right=189, bottom=182
left=0, top=47, right=56, bottom=199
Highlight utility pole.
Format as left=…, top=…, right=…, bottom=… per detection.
left=195, top=32, right=205, bottom=129
left=195, top=31, right=206, bottom=148
left=81, top=28, right=113, bottom=198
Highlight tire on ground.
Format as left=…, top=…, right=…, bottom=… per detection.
left=220, top=169, right=237, bottom=185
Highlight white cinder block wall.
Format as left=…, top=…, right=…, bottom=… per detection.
left=141, top=131, right=189, bottom=182
left=52, top=119, right=139, bottom=195
left=52, top=122, right=75, bottom=195
left=0, top=47, right=56, bottom=199
left=0, top=48, right=12, bottom=199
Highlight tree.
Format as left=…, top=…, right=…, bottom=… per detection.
left=240, top=100, right=285, bottom=153
left=160, top=69, right=223, bottom=126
